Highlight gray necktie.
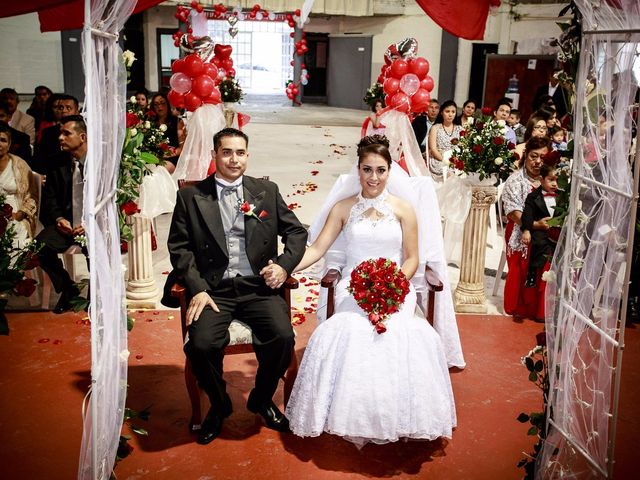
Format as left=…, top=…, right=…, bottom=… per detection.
left=219, top=185, right=240, bottom=231
left=72, top=161, right=84, bottom=226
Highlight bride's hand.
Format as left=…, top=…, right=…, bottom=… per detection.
left=186, top=291, right=220, bottom=325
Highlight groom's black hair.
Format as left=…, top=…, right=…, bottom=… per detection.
left=213, top=127, right=249, bottom=151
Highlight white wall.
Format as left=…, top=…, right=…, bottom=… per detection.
left=143, top=5, right=179, bottom=92
left=0, top=13, right=64, bottom=96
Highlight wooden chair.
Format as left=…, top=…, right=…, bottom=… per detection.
left=171, top=178, right=300, bottom=431
left=321, top=264, right=444, bottom=324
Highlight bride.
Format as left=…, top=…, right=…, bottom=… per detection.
left=285, top=135, right=456, bottom=446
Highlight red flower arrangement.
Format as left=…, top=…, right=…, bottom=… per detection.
left=347, top=257, right=411, bottom=334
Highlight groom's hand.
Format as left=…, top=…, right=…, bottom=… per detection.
left=260, top=260, right=287, bottom=289
left=186, top=291, right=220, bottom=326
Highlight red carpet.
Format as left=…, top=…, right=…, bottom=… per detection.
left=0, top=310, right=637, bottom=479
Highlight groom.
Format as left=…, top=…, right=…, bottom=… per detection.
left=165, top=127, right=307, bottom=444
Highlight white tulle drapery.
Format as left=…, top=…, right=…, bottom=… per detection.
left=537, top=1, right=640, bottom=478
left=77, top=0, right=136, bottom=478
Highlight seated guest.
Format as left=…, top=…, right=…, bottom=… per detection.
left=457, top=99, right=476, bottom=127
left=0, top=101, right=32, bottom=167
left=513, top=116, right=548, bottom=162
left=34, top=94, right=79, bottom=174
left=36, top=115, right=87, bottom=313
left=26, top=85, right=52, bottom=132
left=135, top=89, right=149, bottom=110
left=0, top=88, right=35, bottom=145
left=493, top=99, right=517, bottom=145
left=149, top=92, right=185, bottom=173
left=36, top=93, right=60, bottom=143
left=0, top=123, right=37, bottom=247
left=508, top=109, right=526, bottom=144
left=411, top=98, right=439, bottom=155
left=549, top=125, right=567, bottom=151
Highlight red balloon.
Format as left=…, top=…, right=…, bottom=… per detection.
left=167, top=89, right=185, bottom=108
left=377, top=75, right=384, bottom=84
left=421, top=75, right=435, bottom=92
left=384, top=94, right=392, bottom=107
left=410, top=88, right=431, bottom=112
left=184, top=92, right=202, bottom=112
left=202, top=88, right=222, bottom=104
left=227, top=67, right=236, bottom=78
left=390, top=59, right=409, bottom=79
left=171, top=58, right=186, bottom=74
left=212, top=57, right=222, bottom=67
left=383, top=77, right=400, bottom=96
left=409, top=57, right=430, bottom=79
left=192, top=75, right=215, bottom=98
left=214, top=44, right=233, bottom=60
left=203, top=63, right=218, bottom=79
left=222, top=58, right=234, bottom=70
left=391, top=92, right=410, bottom=113
left=183, top=54, right=204, bottom=78
left=296, top=48, right=304, bottom=56
left=384, top=55, right=392, bottom=66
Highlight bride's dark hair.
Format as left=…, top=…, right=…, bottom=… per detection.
left=357, top=134, right=392, bottom=166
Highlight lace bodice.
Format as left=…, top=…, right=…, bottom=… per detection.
left=343, top=190, right=402, bottom=273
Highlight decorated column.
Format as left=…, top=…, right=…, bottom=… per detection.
left=454, top=184, right=498, bottom=313
left=126, top=215, right=158, bottom=308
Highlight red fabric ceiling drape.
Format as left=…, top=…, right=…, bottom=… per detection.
left=414, top=0, right=500, bottom=41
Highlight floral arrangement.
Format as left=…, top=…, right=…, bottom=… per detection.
left=219, top=77, right=244, bottom=103
left=450, top=107, right=518, bottom=182
left=517, top=331, right=550, bottom=478
left=238, top=199, right=267, bottom=221
left=363, top=82, right=384, bottom=109
left=347, top=257, right=410, bottom=334
left=0, top=194, right=41, bottom=334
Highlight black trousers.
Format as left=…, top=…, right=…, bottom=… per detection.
left=35, top=225, right=86, bottom=293
left=183, top=275, right=294, bottom=411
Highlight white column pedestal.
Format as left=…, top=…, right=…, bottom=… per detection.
left=454, top=184, right=498, bottom=313
left=126, top=215, right=158, bottom=309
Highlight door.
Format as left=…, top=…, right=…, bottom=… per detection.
left=327, top=36, right=371, bottom=110
left=468, top=43, right=498, bottom=107
left=61, top=29, right=84, bottom=102
left=301, top=33, right=328, bottom=103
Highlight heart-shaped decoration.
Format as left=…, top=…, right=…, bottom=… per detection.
left=228, top=27, right=239, bottom=38
left=227, top=15, right=238, bottom=26
left=214, top=44, right=233, bottom=59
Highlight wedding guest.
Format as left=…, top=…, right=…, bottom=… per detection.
left=27, top=85, right=52, bottom=132
left=0, top=123, right=37, bottom=247
left=549, top=125, right=567, bottom=151
left=536, top=105, right=561, bottom=129
left=34, top=94, right=79, bottom=174
left=0, top=88, right=35, bottom=145
left=36, top=115, right=87, bottom=314
left=533, top=68, right=569, bottom=119
left=411, top=98, right=439, bottom=154
left=149, top=92, right=185, bottom=173
left=458, top=99, right=476, bottom=127
left=508, top=109, right=526, bottom=144
left=0, top=101, right=32, bottom=167
left=428, top=100, right=462, bottom=180
left=366, top=99, right=386, bottom=135
left=513, top=116, right=548, bottom=163
left=135, top=89, right=149, bottom=110
left=502, top=136, right=552, bottom=320
left=493, top=99, right=517, bottom=145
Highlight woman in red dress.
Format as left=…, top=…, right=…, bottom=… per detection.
left=501, top=136, right=552, bottom=320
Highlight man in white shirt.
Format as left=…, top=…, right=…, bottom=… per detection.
left=493, top=99, right=517, bottom=146
left=0, top=88, right=35, bottom=145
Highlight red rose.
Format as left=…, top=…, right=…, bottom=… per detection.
left=14, top=278, right=37, bottom=297
left=368, top=312, right=380, bottom=324
left=507, top=142, right=516, bottom=150
left=0, top=215, right=7, bottom=235
left=473, top=144, right=483, bottom=154
left=146, top=109, right=157, bottom=118
left=375, top=323, right=387, bottom=334
left=543, top=150, right=561, bottom=166
left=159, top=143, right=170, bottom=152
left=120, top=200, right=140, bottom=216
left=536, top=331, right=547, bottom=347
left=476, top=122, right=484, bottom=130
left=258, top=210, right=269, bottom=219
left=481, top=106, right=493, bottom=115
left=451, top=138, right=459, bottom=146
left=493, top=136, right=504, bottom=145
left=126, top=112, right=139, bottom=128
left=454, top=159, right=465, bottom=170
left=459, top=130, right=466, bottom=137
left=1, top=203, right=13, bottom=218
left=22, top=252, right=40, bottom=270
left=239, top=201, right=251, bottom=213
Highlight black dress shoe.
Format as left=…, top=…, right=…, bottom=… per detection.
left=247, top=399, right=290, bottom=432
left=53, top=287, right=80, bottom=314
left=197, top=395, right=233, bottom=445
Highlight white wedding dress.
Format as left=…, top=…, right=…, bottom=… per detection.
left=286, top=190, right=456, bottom=447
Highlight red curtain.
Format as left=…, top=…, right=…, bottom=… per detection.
left=0, top=1, right=70, bottom=19
left=414, top=0, right=500, bottom=41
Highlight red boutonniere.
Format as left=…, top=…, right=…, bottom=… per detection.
left=237, top=199, right=264, bottom=221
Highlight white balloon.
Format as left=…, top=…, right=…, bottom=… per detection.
left=399, top=73, right=420, bottom=97
left=301, top=69, right=308, bottom=75
left=256, top=12, right=264, bottom=20
left=268, top=12, right=276, bottom=21
left=301, top=78, right=309, bottom=85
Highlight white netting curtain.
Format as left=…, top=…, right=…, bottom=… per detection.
left=77, top=0, right=136, bottom=478
left=537, top=1, right=640, bottom=478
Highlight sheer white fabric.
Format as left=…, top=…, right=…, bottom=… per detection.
left=78, top=0, right=136, bottom=478
left=537, top=1, right=640, bottom=478
left=172, top=104, right=226, bottom=181
left=309, top=162, right=465, bottom=368
left=138, top=164, right=177, bottom=219
left=286, top=190, right=456, bottom=447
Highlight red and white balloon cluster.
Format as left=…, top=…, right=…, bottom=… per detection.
left=378, top=38, right=434, bottom=115
left=168, top=44, right=234, bottom=112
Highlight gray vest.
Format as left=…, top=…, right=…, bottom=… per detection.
left=219, top=187, right=253, bottom=278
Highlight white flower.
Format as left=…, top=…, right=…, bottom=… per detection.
left=130, top=96, right=136, bottom=104
left=497, top=119, right=506, bottom=127
left=122, top=50, right=136, bottom=67
left=130, top=128, right=137, bottom=137
left=475, top=135, right=482, bottom=142
left=159, top=124, right=167, bottom=132
left=541, top=270, right=556, bottom=283
left=442, top=150, right=453, bottom=166
left=144, top=121, right=151, bottom=129
left=467, top=117, right=475, bottom=125
left=494, top=157, right=503, bottom=165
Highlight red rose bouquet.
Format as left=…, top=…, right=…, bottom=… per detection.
left=347, top=257, right=411, bottom=334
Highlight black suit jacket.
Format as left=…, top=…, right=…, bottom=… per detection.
left=39, top=155, right=73, bottom=227
left=521, top=187, right=555, bottom=269
left=533, top=84, right=569, bottom=118
left=162, top=175, right=307, bottom=306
